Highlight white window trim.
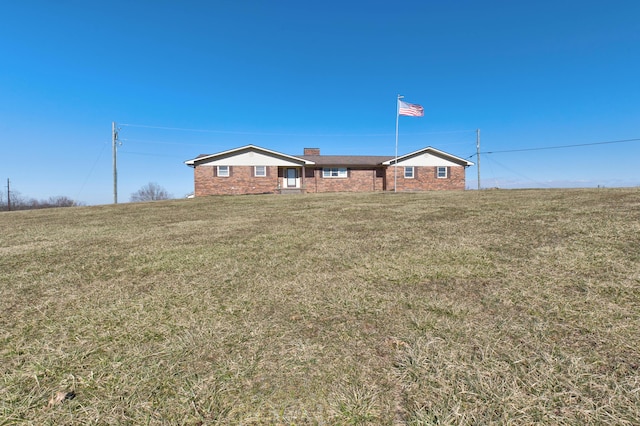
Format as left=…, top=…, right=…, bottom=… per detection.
left=322, top=167, right=348, bottom=178
left=254, top=166, right=266, bottom=177
left=437, top=166, right=448, bottom=178
left=217, top=165, right=229, bottom=177
left=404, top=166, right=414, bottom=179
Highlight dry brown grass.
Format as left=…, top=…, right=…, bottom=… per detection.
left=1, top=188, right=639, bottom=424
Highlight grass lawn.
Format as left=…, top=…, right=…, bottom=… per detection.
left=1, top=188, right=639, bottom=424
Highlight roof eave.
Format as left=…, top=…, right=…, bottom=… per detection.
left=184, top=144, right=314, bottom=166
left=382, top=146, right=474, bottom=167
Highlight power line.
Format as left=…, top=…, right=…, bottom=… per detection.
left=121, top=123, right=391, bottom=137
left=76, top=140, right=108, bottom=201
left=119, top=122, right=476, bottom=138
left=120, top=123, right=251, bottom=134
left=119, top=150, right=181, bottom=158
left=119, top=138, right=215, bottom=147
left=483, top=155, right=552, bottom=188
left=482, top=137, right=640, bottom=155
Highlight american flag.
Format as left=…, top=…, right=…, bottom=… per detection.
left=398, top=100, right=424, bottom=117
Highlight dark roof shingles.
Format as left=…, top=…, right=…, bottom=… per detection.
left=298, top=155, right=393, bottom=166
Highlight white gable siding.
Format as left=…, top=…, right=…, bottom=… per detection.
left=395, top=153, right=461, bottom=167
left=198, top=151, right=302, bottom=167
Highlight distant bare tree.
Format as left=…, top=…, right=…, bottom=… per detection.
left=0, top=189, right=83, bottom=211
left=47, top=196, right=78, bottom=207
left=130, top=182, right=172, bottom=202
left=1, top=190, right=28, bottom=211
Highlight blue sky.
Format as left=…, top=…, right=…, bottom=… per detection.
left=1, top=0, right=639, bottom=204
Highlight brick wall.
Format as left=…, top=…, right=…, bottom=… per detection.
left=384, top=166, right=466, bottom=191
left=304, top=168, right=386, bottom=193
left=194, top=165, right=278, bottom=196
left=194, top=164, right=466, bottom=196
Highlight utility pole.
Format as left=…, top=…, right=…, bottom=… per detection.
left=476, top=128, right=481, bottom=190
left=112, top=122, right=119, bottom=204
left=6, top=178, right=10, bottom=211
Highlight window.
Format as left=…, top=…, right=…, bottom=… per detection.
left=254, top=166, right=266, bottom=177
left=322, top=167, right=348, bottom=178
left=404, top=166, right=414, bottom=179
left=217, top=165, right=229, bottom=177
left=437, top=166, right=448, bottom=178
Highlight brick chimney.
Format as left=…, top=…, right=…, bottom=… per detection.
left=304, top=148, right=320, bottom=156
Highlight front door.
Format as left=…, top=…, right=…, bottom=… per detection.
left=286, top=168, right=297, bottom=187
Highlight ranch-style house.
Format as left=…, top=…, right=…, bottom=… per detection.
left=185, top=145, right=473, bottom=196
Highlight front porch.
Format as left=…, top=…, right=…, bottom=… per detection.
left=277, top=166, right=306, bottom=193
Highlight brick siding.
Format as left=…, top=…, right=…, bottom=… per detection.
left=194, top=166, right=278, bottom=196
left=304, top=168, right=386, bottom=193
left=385, top=166, right=466, bottom=191
left=194, top=165, right=466, bottom=196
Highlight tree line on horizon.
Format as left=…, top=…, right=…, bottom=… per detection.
left=0, top=190, right=82, bottom=211
left=0, top=182, right=172, bottom=211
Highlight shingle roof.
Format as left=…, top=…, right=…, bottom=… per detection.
left=298, top=155, right=393, bottom=166
left=186, top=145, right=473, bottom=168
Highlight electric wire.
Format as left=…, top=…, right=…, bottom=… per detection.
left=76, top=140, right=108, bottom=200
left=482, top=138, right=640, bottom=155
left=483, top=155, right=552, bottom=188
left=466, top=137, right=640, bottom=160
left=119, top=150, right=183, bottom=158
left=119, top=122, right=476, bottom=138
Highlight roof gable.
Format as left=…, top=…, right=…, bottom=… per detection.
left=382, top=146, right=474, bottom=167
left=185, top=145, right=314, bottom=167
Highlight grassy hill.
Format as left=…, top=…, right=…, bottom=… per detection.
left=1, top=189, right=639, bottom=424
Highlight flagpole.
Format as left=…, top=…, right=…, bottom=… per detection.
left=394, top=94, right=403, bottom=192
